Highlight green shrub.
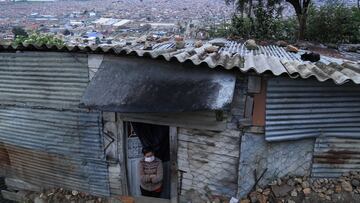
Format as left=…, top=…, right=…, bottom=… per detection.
left=229, top=14, right=298, bottom=41
left=306, top=2, right=360, bottom=43
left=209, top=23, right=232, bottom=38
left=13, top=33, right=65, bottom=46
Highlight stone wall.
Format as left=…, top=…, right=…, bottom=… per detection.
left=237, top=132, right=315, bottom=198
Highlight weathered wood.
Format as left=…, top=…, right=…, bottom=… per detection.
left=104, top=121, right=118, bottom=161
left=103, top=112, right=116, bottom=122
left=244, top=96, right=254, bottom=119
left=108, top=163, right=123, bottom=195
left=246, top=126, right=265, bottom=134
left=169, top=127, right=178, bottom=203
left=252, top=79, right=267, bottom=126
left=119, top=111, right=227, bottom=131
left=116, top=118, right=129, bottom=196
left=247, top=76, right=262, bottom=93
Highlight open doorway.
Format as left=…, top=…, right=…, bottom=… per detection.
left=124, top=122, right=171, bottom=200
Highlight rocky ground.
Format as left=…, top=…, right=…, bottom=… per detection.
left=180, top=171, right=360, bottom=203
left=5, top=172, right=360, bottom=203
left=2, top=188, right=126, bottom=203
left=238, top=171, right=360, bottom=203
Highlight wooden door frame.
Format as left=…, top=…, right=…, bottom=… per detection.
left=120, top=118, right=178, bottom=202
left=117, top=116, right=129, bottom=195
left=169, top=126, right=178, bottom=203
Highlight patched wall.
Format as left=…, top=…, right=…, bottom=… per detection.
left=176, top=76, right=246, bottom=198
left=103, top=112, right=128, bottom=196
left=178, top=128, right=241, bottom=197
left=238, top=133, right=315, bottom=197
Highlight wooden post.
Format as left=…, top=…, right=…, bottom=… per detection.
left=169, top=126, right=178, bottom=203
left=117, top=116, right=129, bottom=195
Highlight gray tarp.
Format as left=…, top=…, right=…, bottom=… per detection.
left=81, top=56, right=236, bottom=113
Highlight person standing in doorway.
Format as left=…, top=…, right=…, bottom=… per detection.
left=139, top=148, right=163, bottom=198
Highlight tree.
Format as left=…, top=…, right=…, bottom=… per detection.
left=225, top=0, right=284, bottom=39
left=226, top=0, right=312, bottom=40
left=12, top=27, right=28, bottom=38
left=286, top=0, right=311, bottom=40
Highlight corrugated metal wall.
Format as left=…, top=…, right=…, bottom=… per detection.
left=0, top=52, right=88, bottom=109
left=312, top=137, right=360, bottom=178
left=0, top=52, right=110, bottom=196
left=266, top=77, right=360, bottom=142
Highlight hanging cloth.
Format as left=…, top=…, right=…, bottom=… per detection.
left=131, top=122, right=170, bottom=162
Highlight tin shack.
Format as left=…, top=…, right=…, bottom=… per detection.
left=0, top=40, right=359, bottom=202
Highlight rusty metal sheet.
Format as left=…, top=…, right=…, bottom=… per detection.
left=4, top=144, right=109, bottom=196
left=0, top=106, right=109, bottom=196
left=312, top=136, right=360, bottom=178
left=266, top=77, right=360, bottom=142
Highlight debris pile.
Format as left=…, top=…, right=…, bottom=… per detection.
left=240, top=171, right=360, bottom=203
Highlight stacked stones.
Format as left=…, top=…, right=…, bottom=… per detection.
left=310, top=171, right=360, bottom=201
left=310, top=178, right=335, bottom=200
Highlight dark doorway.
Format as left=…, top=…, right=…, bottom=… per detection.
left=124, top=122, right=171, bottom=199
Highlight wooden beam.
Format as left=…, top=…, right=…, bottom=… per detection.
left=244, top=96, right=254, bottom=119
left=116, top=117, right=129, bottom=196
left=247, top=76, right=262, bottom=93
left=119, top=112, right=227, bottom=131
left=169, top=127, right=178, bottom=203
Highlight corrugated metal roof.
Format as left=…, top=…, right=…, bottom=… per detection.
left=266, top=77, right=360, bottom=142
left=0, top=52, right=88, bottom=110
left=312, top=136, right=360, bottom=178
left=0, top=106, right=110, bottom=196
left=1, top=41, right=359, bottom=85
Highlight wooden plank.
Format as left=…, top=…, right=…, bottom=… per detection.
left=169, top=127, right=178, bottom=203
left=119, top=112, right=227, bottom=131
left=247, top=76, right=262, bottom=93
left=244, top=96, right=254, bottom=119
left=109, top=163, right=123, bottom=195
left=252, top=79, right=267, bottom=126
left=116, top=118, right=129, bottom=196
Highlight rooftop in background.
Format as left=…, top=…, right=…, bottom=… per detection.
left=0, top=38, right=359, bottom=85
